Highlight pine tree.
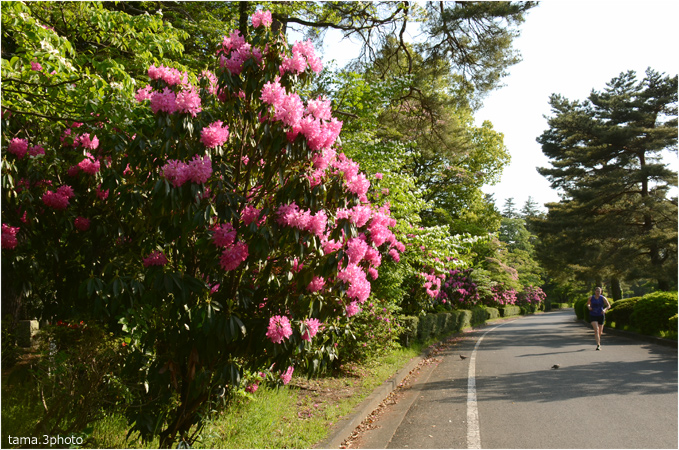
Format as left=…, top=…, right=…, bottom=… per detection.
left=535, top=69, right=677, bottom=290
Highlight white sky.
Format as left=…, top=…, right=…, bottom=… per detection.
left=309, top=0, right=679, bottom=212
left=474, top=0, right=679, bottom=211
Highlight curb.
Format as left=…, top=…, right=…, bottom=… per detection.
left=577, top=318, right=678, bottom=349
left=314, top=353, right=426, bottom=449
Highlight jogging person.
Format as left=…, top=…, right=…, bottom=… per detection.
left=587, top=287, right=611, bottom=350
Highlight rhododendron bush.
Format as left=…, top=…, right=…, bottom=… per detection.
left=2, top=11, right=406, bottom=446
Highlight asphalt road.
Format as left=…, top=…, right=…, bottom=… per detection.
left=351, top=310, right=678, bottom=449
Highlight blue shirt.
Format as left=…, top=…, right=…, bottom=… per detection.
left=590, top=295, right=606, bottom=316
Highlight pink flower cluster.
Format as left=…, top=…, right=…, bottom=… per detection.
left=78, top=153, right=101, bottom=175
left=280, top=366, right=294, bottom=385
left=219, top=30, right=263, bottom=76
left=212, top=223, right=248, bottom=272
left=302, top=318, right=321, bottom=341
left=162, top=154, right=213, bottom=187
left=148, top=64, right=188, bottom=86
left=241, top=205, right=263, bottom=226
left=42, top=185, right=75, bottom=210
left=307, top=276, right=325, bottom=293
left=31, top=61, right=42, bottom=71
left=266, top=315, right=293, bottom=344
left=8, top=138, right=28, bottom=159
left=200, top=120, right=230, bottom=148
left=421, top=271, right=442, bottom=298
left=143, top=250, right=168, bottom=267
left=337, top=263, right=371, bottom=304
left=2, top=224, right=19, bottom=249
left=281, top=40, right=323, bottom=75
left=251, top=9, right=273, bottom=28
left=276, top=202, right=328, bottom=238
left=74, top=217, right=90, bottom=231
left=138, top=82, right=202, bottom=117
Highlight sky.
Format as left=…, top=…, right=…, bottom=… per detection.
left=310, top=0, right=679, bottom=213
left=473, top=0, right=679, bottom=211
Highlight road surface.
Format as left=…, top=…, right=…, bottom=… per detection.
left=351, top=310, right=678, bottom=449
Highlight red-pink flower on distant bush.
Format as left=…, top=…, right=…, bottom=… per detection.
left=42, top=191, right=70, bottom=210
left=135, top=85, right=153, bottom=102
left=337, top=264, right=371, bottom=303
left=219, top=241, right=248, bottom=271
left=302, top=318, right=321, bottom=341
left=266, top=315, right=293, bottom=344
left=241, top=205, right=261, bottom=225
left=175, top=85, right=202, bottom=117
left=388, top=248, right=400, bottom=262
left=307, top=276, right=325, bottom=293
left=8, top=138, right=28, bottom=159
left=143, top=250, right=168, bottom=267
left=78, top=154, right=100, bottom=175
left=280, top=366, right=294, bottom=385
left=77, top=133, right=99, bottom=150
left=150, top=87, right=178, bottom=114
left=346, top=301, right=359, bottom=317
left=148, top=64, right=187, bottom=86
left=212, top=223, right=236, bottom=248
left=31, top=61, right=42, bottom=71
left=2, top=224, right=19, bottom=249
left=375, top=173, right=383, bottom=180
left=200, top=121, right=230, bottom=148
left=187, top=154, right=212, bottom=183
left=96, top=185, right=109, bottom=200
left=251, top=9, right=273, bottom=28
left=74, top=217, right=90, bottom=231
left=28, top=145, right=45, bottom=157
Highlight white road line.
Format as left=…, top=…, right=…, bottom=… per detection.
left=467, top=324, right=506, bottom=449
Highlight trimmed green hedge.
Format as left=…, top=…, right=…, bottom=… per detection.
left=631, top=291, right=678, bottom=335
left=607, top=297, right=641, bottom=329
left=499, top=305, right=521, bottom=317
left=574, top=298, right=587, bottom=320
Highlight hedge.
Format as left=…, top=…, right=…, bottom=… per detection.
left=607, top=297, right=641, bottom=329
left=631, top=291, right=678, bottom=335
left=499, top=305, right=521, bottom=317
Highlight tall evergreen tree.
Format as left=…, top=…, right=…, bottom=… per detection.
left=535, top=69, right=678, bottom=290
left=502, top=197, right=518, bottom=218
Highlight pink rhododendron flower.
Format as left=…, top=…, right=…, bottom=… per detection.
left=148, top=64, right=187, bottom=86
left=212, top=223, right=236, bottom=248
left=307, top=210, right=327, bottom=237
left=322, top=239, right=342, bottom=254
left=187, top=154, right=212, bottom=183
left=135, top=85, right=153, bottom=102
left=273, top=93, right=305, bottom=128
left=56, top=185, right=75, bottom=199
left=307, top=276, right=325, bottom=293
left=150, top=87, right=178, bottom=114
left=200, top=70, right=218, bottom=95
left=200, top=121, right=230, bottom=148
left=251, top=9, right=273, bottom=28
left=143, top=250, right=168, bottom=267
left=241, top=205, right=262, bottom=225
left=337, top=264, right=371, bottom=303
left=8, top=138, right=28, bottom=159
left=78, top=155, right=100, bottom=175
left=302, top=318, right=321, bottom=341
left=31, top=61, right=42, bottom=71
left=266, top=315, right=293, bottom=344
left=175, top=85, right=202, bottom=117
left=74, top=217, right=91, bottom=231
left=368, top=267, right=379, bottom=280
left=28, top=145, right=45, bottom=157
left=219, top=241, right=248, bottom=271
left=364, top=247, right=382, bottom=267
left=77, top=133, right=99, bottom=150
left=260, top=77, right=286, bottom=105
left=346, top=301, right=359, bottom=317
left=305, top=97, right=332, bottom=121
left=96, top=185, right=109, bottom=200
left=388, top=248, right=400, bottom=262
left=2, top=224, right=19, bottom=249
left=162, top=160, right=190, bottom=187
left=346, top=237, right=369, bottom=265
left=280, top=366, right=294, bottom=385
left=375, top=173, right=383, bottom=180
left=42, top=191, right=70, bottom=210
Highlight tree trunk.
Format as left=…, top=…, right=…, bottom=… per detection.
left=610, top=277, right=622, bottom=300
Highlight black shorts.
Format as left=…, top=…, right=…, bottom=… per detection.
left=591, top=315, right=605, bottom=325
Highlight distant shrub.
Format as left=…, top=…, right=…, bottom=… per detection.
left=499, top=305, right=521, bottom=317
left=399, top=316, right=419, bottom=347
left=486, top=307, right=500, bottom=320
left=573, top=298, right=587, bottom=320
left=669, top=314, right=678, bottom=333
left=607, top=297, right=641, bottom=329
left=631, top=292, right=678, bottom=335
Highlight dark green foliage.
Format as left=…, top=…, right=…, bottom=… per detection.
left=398, top=316, right=419, bottom=347
left=535, top=69, right=678, bottom=290
left=499, top=305, right=521, bottom=317
left=631, top=292, right=678, bottom=335
left=607, top=297, right=641, bottom=329
left=573, top=298, right=587, bottom=320
left=486, top=307, right=500, bottom=320
left=669, top=314, right=678, bottom=333
left=416, top=310, right=473, bottom=341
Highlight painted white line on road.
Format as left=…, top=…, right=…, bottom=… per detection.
left=467, top=324, right=506, bottom=449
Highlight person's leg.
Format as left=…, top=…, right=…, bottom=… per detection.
left=598, top=323, right=605, bottom=345
left=591, top=321, right=600, bottom=346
